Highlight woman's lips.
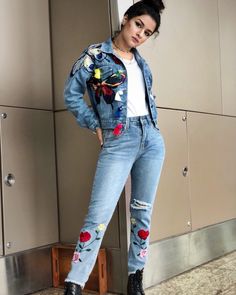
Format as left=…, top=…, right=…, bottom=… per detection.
left=132, top=36, right=139, bottom=44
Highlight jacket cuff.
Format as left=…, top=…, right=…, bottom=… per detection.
left=89, top=121, right=101, bottom=133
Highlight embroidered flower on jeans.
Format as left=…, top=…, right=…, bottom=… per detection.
left=139, top=249, right=148, bottom=258
left=72, top=227, right=105, bottom=264
left=80, top=231, right=91, bottom=242
left=97, top=224, right=106, bottom=231
left=131, top=225, right=150, bottom=258
left=72, top=251, right=80, bottom=263
left=138, top=230, right=149, bottom=240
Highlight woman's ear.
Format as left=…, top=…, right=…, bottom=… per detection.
left=122, top=15, right=128, bottom=26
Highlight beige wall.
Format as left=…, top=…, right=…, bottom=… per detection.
left=0, top=0, right=52, bottom=109
left=188, top=113, right=236, bottom=230
left=139, top=0, right=222, bottom=114
left=50, top=0, right=121, bottom=247
left=219, top=0, right=236, bottom=116
left=50, top=0, right=111, bottom=110
left=136, top=0, right=236, bottom=240
left=0, top=0, right=58, bottom=255
left=150, top=109, right=191, bottom=241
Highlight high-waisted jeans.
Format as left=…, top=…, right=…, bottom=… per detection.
left=65, top=115, right=165, bottom=287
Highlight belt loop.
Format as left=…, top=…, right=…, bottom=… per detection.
left=139, top=116, right=143, bottom=127
left=126, top=117, right=129, bottom=130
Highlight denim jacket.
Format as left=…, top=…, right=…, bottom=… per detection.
left=64, top=38, right=158, bottom=134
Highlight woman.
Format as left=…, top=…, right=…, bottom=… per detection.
left=64, top=1, right=165, bottom=294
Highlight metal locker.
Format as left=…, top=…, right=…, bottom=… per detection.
left=0, top=185, right=3, bottom=256
left=0, top=107, right=58, bottom=254
left=0, top=0, right=52, bottom=109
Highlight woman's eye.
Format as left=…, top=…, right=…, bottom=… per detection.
left=145, top=31, right=151, bottom=37
left=135, top=21, right=142, bottom=28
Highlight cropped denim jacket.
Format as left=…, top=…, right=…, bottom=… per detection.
left=64, top=38, right=158, bottom=134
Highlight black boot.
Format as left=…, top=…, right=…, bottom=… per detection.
left=127, top=269, right=145, bottom=295
left=64, top=282, right=82, bottom=295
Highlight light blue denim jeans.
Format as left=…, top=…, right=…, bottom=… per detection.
left=65, top=115, right=165, bottom=287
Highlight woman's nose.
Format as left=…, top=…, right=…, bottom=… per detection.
left=136, top=31, right=142, bottom=39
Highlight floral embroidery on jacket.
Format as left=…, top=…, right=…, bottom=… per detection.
left=131, top=218, right=150, bottom=258
left=72, top=224, right=106, bottom=263
left=113, top=123, right=123, bottom=136
left=112, top=55, right=122, bottom=65
left=90, top=69, right=126, bottom=106
left=70, top=54, right=95, bottom=76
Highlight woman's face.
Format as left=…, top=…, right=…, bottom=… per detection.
left=121, top=14, right=156, bottom=48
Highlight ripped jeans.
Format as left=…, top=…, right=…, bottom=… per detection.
left=65, top=115, right=165, bottom=287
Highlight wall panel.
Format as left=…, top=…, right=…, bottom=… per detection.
left=0, top=107, right=58, bottom=254
left=139, top=0, right=222, bottom=114
left=55, top=111, right=120, bottom=248
left=150, top=109, right=191, bottom=241
left=218, top=0, right=236, bottom=116
left=188, top=112, right=236, bottom=230
left=50, top=0, right=111, bottom=110
left=0, top=185, right=2, bottom=256
left=0, top=0, right=52, bottom=109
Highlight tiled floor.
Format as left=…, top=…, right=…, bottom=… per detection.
left=32, top=251, right=236, bottom=294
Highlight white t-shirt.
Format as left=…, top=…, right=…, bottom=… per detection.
left=121, top=56, right=149, bottom=117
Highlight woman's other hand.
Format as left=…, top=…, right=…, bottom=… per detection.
left=96, top=127, right=103, bottom=147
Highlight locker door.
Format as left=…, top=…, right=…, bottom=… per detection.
left=188, top=112, right=236, bottom=230
left=0, top=107, right=58, bottom=254
left=0, top=0, right=52, bottom=109
left=0, top=185, right=2, bottom=255
left=150, top=109, right=191, bottom=241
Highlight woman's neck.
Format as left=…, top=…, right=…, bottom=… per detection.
left=112, top=35, right=133, bottom=60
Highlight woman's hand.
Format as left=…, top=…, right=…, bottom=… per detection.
left=96, top=127, right=103, bottom=147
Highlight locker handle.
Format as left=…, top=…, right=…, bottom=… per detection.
left=4, top=173, right=16, bottom=187
left=182, top=166, right=188, bottom=177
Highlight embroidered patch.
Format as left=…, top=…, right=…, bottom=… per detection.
left=139, top=249, right=148, bottom=258
left=131, top=218, right=150, bottom=258
left=72, top=251, right=80, bottom=263
left=71, top=54, right=95, bottom=76
left=138, top=229, right=149, bottom=240
left=113, top=123, right=123, bottom=136
left=114, top=91, right=123, bottom=102
left=80, top=231, right=91, bottom=242
left=90, top=70, right=126, bottom=106
left=114, top=106, right=123, bottom=119
left=94, top=68, right=101, bottom=79
left=72, top=224, right=106, bottom=263
left=112, top=55, right=122, bottom=65
left=88, top=47, right=104, bottom=61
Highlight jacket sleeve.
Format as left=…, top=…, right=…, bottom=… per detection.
left=64, top=51, right=100, bottom=132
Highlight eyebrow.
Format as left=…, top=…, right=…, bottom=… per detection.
left=137, top=18, right=154, bottom=34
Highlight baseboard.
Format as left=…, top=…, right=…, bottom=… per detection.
left=144, top=218, right=236, bottom=288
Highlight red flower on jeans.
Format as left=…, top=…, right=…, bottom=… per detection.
left=138, top=230, right=149, bottom=240
left=80, top=231, right=91, bottom=242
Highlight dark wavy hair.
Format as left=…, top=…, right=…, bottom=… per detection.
left=123, top=0, right=165, bottom=35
